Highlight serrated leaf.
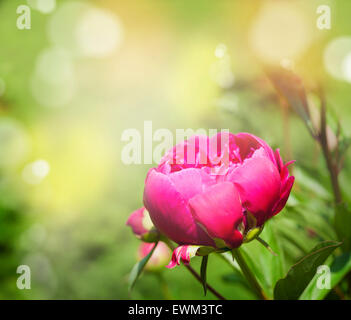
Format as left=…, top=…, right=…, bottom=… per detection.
left=300, top=252, right=351, bottom=300
left=274, top=240, right=341, bottom=300
left=128, top=241, right=158, bottom=292
left=200, top=255, right=208, bottom=296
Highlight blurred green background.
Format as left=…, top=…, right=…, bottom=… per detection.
left=1, top=0, right=351, bottom=299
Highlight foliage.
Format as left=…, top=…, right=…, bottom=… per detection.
left=1, top=0, right=351, bottom=300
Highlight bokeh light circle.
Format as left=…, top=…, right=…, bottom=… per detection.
left=343, top=52, right=351, bottom=83
left=324, top=37, right=351, bottom=82
left=250, top=2, right=312, bottom=64
left=30, top=47, right=76, bottom=108
left=22, top=159, right=50, bottom=185
left=0, top=118, right=29, bottom=168
left=48, top=1, right=91, bottom=55
left=28, top=0, right=56, bottom=14
left=48, top=2, right=123, bottom=58
left=76, top=8, right=123, bottom=58
left=215, top=43, right=227, bottom=59
left=211, top=43, right=235, bottom=88
left=35, top=47, right=74, bottom=84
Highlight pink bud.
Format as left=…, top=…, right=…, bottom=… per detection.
left=138, top=242, right=171, bottom=271
left=126, top=207, right=158, bottom=242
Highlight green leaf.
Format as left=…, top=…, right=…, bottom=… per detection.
left=300, top=252, right=351, bottom=300
left=274, top=240, right=341, bottom=300
left=128, top=241, right=158, bottom=292
left=200, top=255, right=208, bottom=296
left=240, top=220, right=285, bottom=298
left=275, top=217, right=320, bottom=254
left=335, top=202, right=351, bottom=251
left=222, top=272, right=250, bottom=287
left=293, top=167, right=331, bottom=200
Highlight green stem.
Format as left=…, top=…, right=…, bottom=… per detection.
left=232, top=249, right=269, bottom=300
left=319, top=93, right=342, bottom=205
left=162, top=238, right=226, bottom=300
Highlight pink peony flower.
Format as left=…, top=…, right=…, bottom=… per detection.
left=126, top=207, right=160, bottom=242
left=138, top=242, right=172, bottom=271
left=129, top=132, right=294, bottom=268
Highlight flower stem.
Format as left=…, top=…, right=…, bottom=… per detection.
left=232, top=249, right=269, bottom=300
left=280, top=96, right=293, bottom=171
left=319, top=92, right=342, bottom=205
left=163, top=239, right=226, bottom=300
left=184, top=264, right=226, bottom=300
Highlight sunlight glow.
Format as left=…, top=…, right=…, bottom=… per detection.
left=211, top=43, right=235, bottom=88
left=250, top=2, right=312, bottom=64
left=22, top=160, right=50, bottom=185
left=342, top=51, right=351, bottom=83
left=324, top=37, right=351, bottom=81
left=30, top=47, right=75, bottom=108
left=76, top=8, right=123, bottom=58
left=28, top=0, right=56, bottom=14
left=48, top=2, right=123, bottom=58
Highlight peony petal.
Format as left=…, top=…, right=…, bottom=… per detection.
left=168, top=168, right=204, bottom=201
left=274, top=149, right=295, bottom=183
left=189, top=182, right=244, bottom=248
left=126, top=207, right=150, bottom=237
left=139, top=242, right=156, bottom=258
left=166, top=245, right=201, bottom=268
left=184, top=135, right=211, bottom=167
left=143, top=169, right=214, bottom=246
left=139, top=242, right=171, bottom=270
left=234, top=132, right=277, bottom=165
left=271, top=176, right=295, bottom=217
left=209, top=131, right=237, bottom=164
left=227, top=148, right=281, bottom=225
left=157, top=135, right=211, bottom=172
left=168, top=168, right=217, bottom=201
left=274, top=149, right=284, bottom=173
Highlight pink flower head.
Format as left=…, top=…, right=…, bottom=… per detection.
left=138, top=242, right=172, bottom=271
left=135, top=132, right=294, bottom=267
left=126, top=207, right=159, bottom=242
